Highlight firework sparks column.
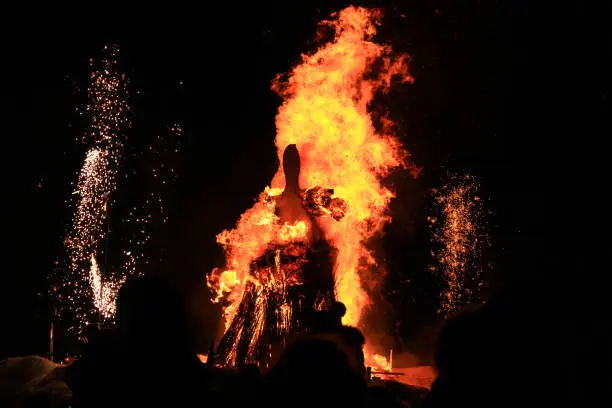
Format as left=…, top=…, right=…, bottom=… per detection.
left=64, top=45, right=131, bottom=333
left=429, top=173, right=489, bottom=314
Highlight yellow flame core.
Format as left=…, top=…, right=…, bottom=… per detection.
left=208, top=6, right=413, bottom=370
left=270, top=6, right=411, bottom=327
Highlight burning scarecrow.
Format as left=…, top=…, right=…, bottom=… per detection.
left=215, top=144, right=347, bottom=367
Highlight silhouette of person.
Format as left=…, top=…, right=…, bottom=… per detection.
left=264, top=336, right=368, bottom=408
left=302, top=301, right=346, bottom=334
left=66, top=275, right=212, bottom=407
left=63, top=327, right=118, bottom=408
left=426, top=286, right=565, bottom=408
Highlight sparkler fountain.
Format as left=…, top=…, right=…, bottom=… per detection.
left=61, top=45, right=131, bottom=335
left=55, top=45, right=181, bottom=339
left=429, top=173, right=489, bottom=314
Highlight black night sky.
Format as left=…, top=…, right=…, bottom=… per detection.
left=2, top=0, right=609, bottom=366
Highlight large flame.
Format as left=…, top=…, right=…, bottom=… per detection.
left=209, top=6, right=413, bottom=369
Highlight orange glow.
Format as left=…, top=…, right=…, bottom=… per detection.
left=208, top=6, right=414, bottom=369
left=375, top=366, right=437, bottom=389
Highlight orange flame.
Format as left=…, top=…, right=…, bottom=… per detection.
left=366, top=351, right=393, bottom=372
left=208, top=6, right=413, bottom=369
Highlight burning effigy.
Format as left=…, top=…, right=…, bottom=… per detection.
left=214, top=145, right=347, bottom=366
left=208, top=6, right=416, bottom=370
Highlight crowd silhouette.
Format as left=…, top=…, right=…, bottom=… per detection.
left=10, top=274, right=573, bottom=407
left=65, top=275, right=212, bottom=407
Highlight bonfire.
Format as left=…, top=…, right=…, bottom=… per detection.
left=208, top=6, right=415, bottom=370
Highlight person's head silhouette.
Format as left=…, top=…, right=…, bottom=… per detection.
left=116, top=275, right=189, bottom=351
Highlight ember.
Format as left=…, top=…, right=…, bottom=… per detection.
left=208, top=6, right=414, bottom=370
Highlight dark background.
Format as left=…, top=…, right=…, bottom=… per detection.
left=1, top=0, right=609, bottom=364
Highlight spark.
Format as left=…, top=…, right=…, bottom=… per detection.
left=429, top=173, right=489, bottom=314
left=88, top=254, right=123, bottom=319
left=121, top=122, right=182, bottom=275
